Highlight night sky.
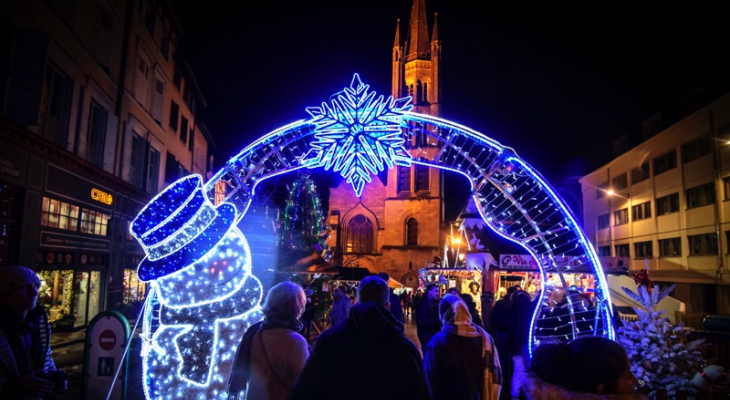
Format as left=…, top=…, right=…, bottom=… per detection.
left=172, top=1, right=729, bottom=212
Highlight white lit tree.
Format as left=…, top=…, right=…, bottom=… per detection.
left=617, top=284, right=707, bottom=399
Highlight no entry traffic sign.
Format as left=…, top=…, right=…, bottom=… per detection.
left=99, top=329, right=117, bottom=351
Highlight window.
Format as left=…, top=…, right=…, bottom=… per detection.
left=688, top=233, right=718, bottom=256
left=598, top=246, right=611, bottom=257
left=169, top=101, right=179, bottom=132
left=397, top=166, right=410, bottom=192
left=42, top=63, right=72, bottom=146
left=345, top=215, right=373, bottom=254
left=631, top=163, right=650, bottom=185
left=80, top=208, right=111, bottom=236
left=406, top=218, right=418, bottom=246
left=686, top=183, right=715, bottom=209
left=654, top=149, right=677, bottom=175
left=615, top=244, right=630, bottom=257
left=659, top=238, right=681, bottom=257
left=188, top=128, right=195, bottom=151
left=632, top=201, right=651, bottom=221
left=86, top=100, right=107, bottom=167
left=682, top=136, right=712, bottom=163
left=597, top=214, right=610, bottom=229
left=415, top=165, right=429, bottom=192
left=180, top=117, right=189, bottom=144
left=146, top=147, right=160, bottom=194
left=173, top=68, right=181, bottom=90
left=596, top=182, right=608, bottom=199
left=656, top=193, right=679, bottom=215
left=41, top=197, right=79, bottom=231
left=614, top=208, right=628, bottom=225
left=160, top=35, right=169, bottom=60
left=93, top=7, right=114, bottom=69
left=133, top=56, right=150, bottom=107
left=194, top=142, right=203, bottom=168
left=723, top=177, right=730, bottom=200
left=142, top=0, right=155, bottom=35
left=634, top=241, right=653, bottom=258
left=151, top=78, right=164, bottom=123
left=612, top=173, right=628, bottom=190
left=130, top=133, right=147, bottom=188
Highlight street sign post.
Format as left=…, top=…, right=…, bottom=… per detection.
left=82, top=310, right=130, bottom=400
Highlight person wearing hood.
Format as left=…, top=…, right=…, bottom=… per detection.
left=423, top=294, right=502, bottom=400
left=289, top=276, right=431, bottom=400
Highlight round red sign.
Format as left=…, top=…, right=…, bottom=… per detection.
left=99, top=329, right=116, bottom=351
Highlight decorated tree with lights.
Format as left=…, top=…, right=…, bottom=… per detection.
left=278, top=172, right=327, bottom=252
left=617, top=284, right=707, bottom=399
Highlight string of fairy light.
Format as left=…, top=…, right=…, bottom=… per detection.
left=278, top=173, right=327, bottom=251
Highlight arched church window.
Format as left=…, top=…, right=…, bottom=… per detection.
left=406, top=218, right=418, bottom=246
left=423, top=82, right=428, bottom=103
left=345, top=214, right=374, bottom=254
left=416, top=81, right=423, bottom=105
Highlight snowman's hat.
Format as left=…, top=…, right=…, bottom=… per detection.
left=131, top=175, right=237, bottom=282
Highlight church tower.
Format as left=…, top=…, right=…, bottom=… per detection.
left=394, top=0, right=440, bottom=116
left=326, top=0, right=443, bottom=289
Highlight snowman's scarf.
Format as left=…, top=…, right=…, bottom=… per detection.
left=159, top=276, right=262, bottom=384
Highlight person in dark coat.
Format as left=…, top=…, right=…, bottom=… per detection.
left=424, top=294, right=502, bottom=400
left=377, top=272, right=404, bottom=325
left=416, top=283, right=442, bottom=353
left=289, top=276, right=431, bottom=400
left=460, top=293, right=483, bottom=328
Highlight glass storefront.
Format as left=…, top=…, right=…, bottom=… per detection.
left=124, top=268, right=147, bottom=305
left=38, top=269, right=102, bottom=329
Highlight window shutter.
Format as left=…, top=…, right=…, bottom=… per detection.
left=151, top=79, right=163, bottom=123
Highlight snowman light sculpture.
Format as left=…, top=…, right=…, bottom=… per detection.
left=131, top=175, right=263, bottom=399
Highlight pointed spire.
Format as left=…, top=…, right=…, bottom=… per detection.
left=393, top=19, right=401, bottom=48
left=406, top=0, right=429, bottom=62
left=431, top=12, right=438, bottom=42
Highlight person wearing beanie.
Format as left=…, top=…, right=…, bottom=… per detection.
left=0, top=266, right=64, bottom=399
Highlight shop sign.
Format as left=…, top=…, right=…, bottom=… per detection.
left=39, top=251, right=75, bottom=266
left=0, top=145, right=27, bottom=184
left=46, top=164, right=113, bottom=210
left=40, top=231, right=110, bottom=251
left=499, top=254, right=539, bottom=270
left=91, top=188, right=113, bottom=205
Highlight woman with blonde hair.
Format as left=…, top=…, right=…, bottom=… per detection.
left=228, top=281, right=309, bottom=400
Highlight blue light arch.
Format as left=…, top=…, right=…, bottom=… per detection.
left=205, top=74, right=615, bottom=352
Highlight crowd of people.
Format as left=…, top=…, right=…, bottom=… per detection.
left=0, top=264, right=645, bottom=400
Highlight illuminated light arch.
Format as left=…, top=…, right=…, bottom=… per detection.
left=133, top=73, right=613, bottom=399
left=205, top=73, right=614, bottom=354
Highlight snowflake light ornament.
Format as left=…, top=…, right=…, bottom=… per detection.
left=301, top=73, right=413, bottom=196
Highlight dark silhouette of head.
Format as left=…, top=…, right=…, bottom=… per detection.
left=357, top=276, right=389, bottom=306
left=531, top=336, right=633, bottom=394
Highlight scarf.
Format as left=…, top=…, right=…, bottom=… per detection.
left=439, top=294, right=502, bottom=400
left=227, top=314, right=303, bottom=398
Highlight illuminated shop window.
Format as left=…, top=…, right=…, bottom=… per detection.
left=38, top=270, right=100, bottom=329
left=124, top=268, right=147, bottom=304
left=41, top=197, right=79, bottom=231
left=80, top=208, right=110, bottom=236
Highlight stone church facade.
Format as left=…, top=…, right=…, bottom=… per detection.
left=325, top=0, right=443, bottom=288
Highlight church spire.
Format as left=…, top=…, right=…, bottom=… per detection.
left=431, top=12, right=438, bottom=42
left=406, top=0, right=429, bottom=62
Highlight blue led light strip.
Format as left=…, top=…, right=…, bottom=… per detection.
left=205, top=74, right=614, bottom=356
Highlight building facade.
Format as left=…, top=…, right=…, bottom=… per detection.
left=325, top=0, right=442, bottom=288
left=580, top=92, right=730, bottom=314
left=0, top=0, right=214, bottom=329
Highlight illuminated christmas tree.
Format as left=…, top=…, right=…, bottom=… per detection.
left=278, top=172, right=327, bottom=252
left=617, top=284, right=707, bottom=399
